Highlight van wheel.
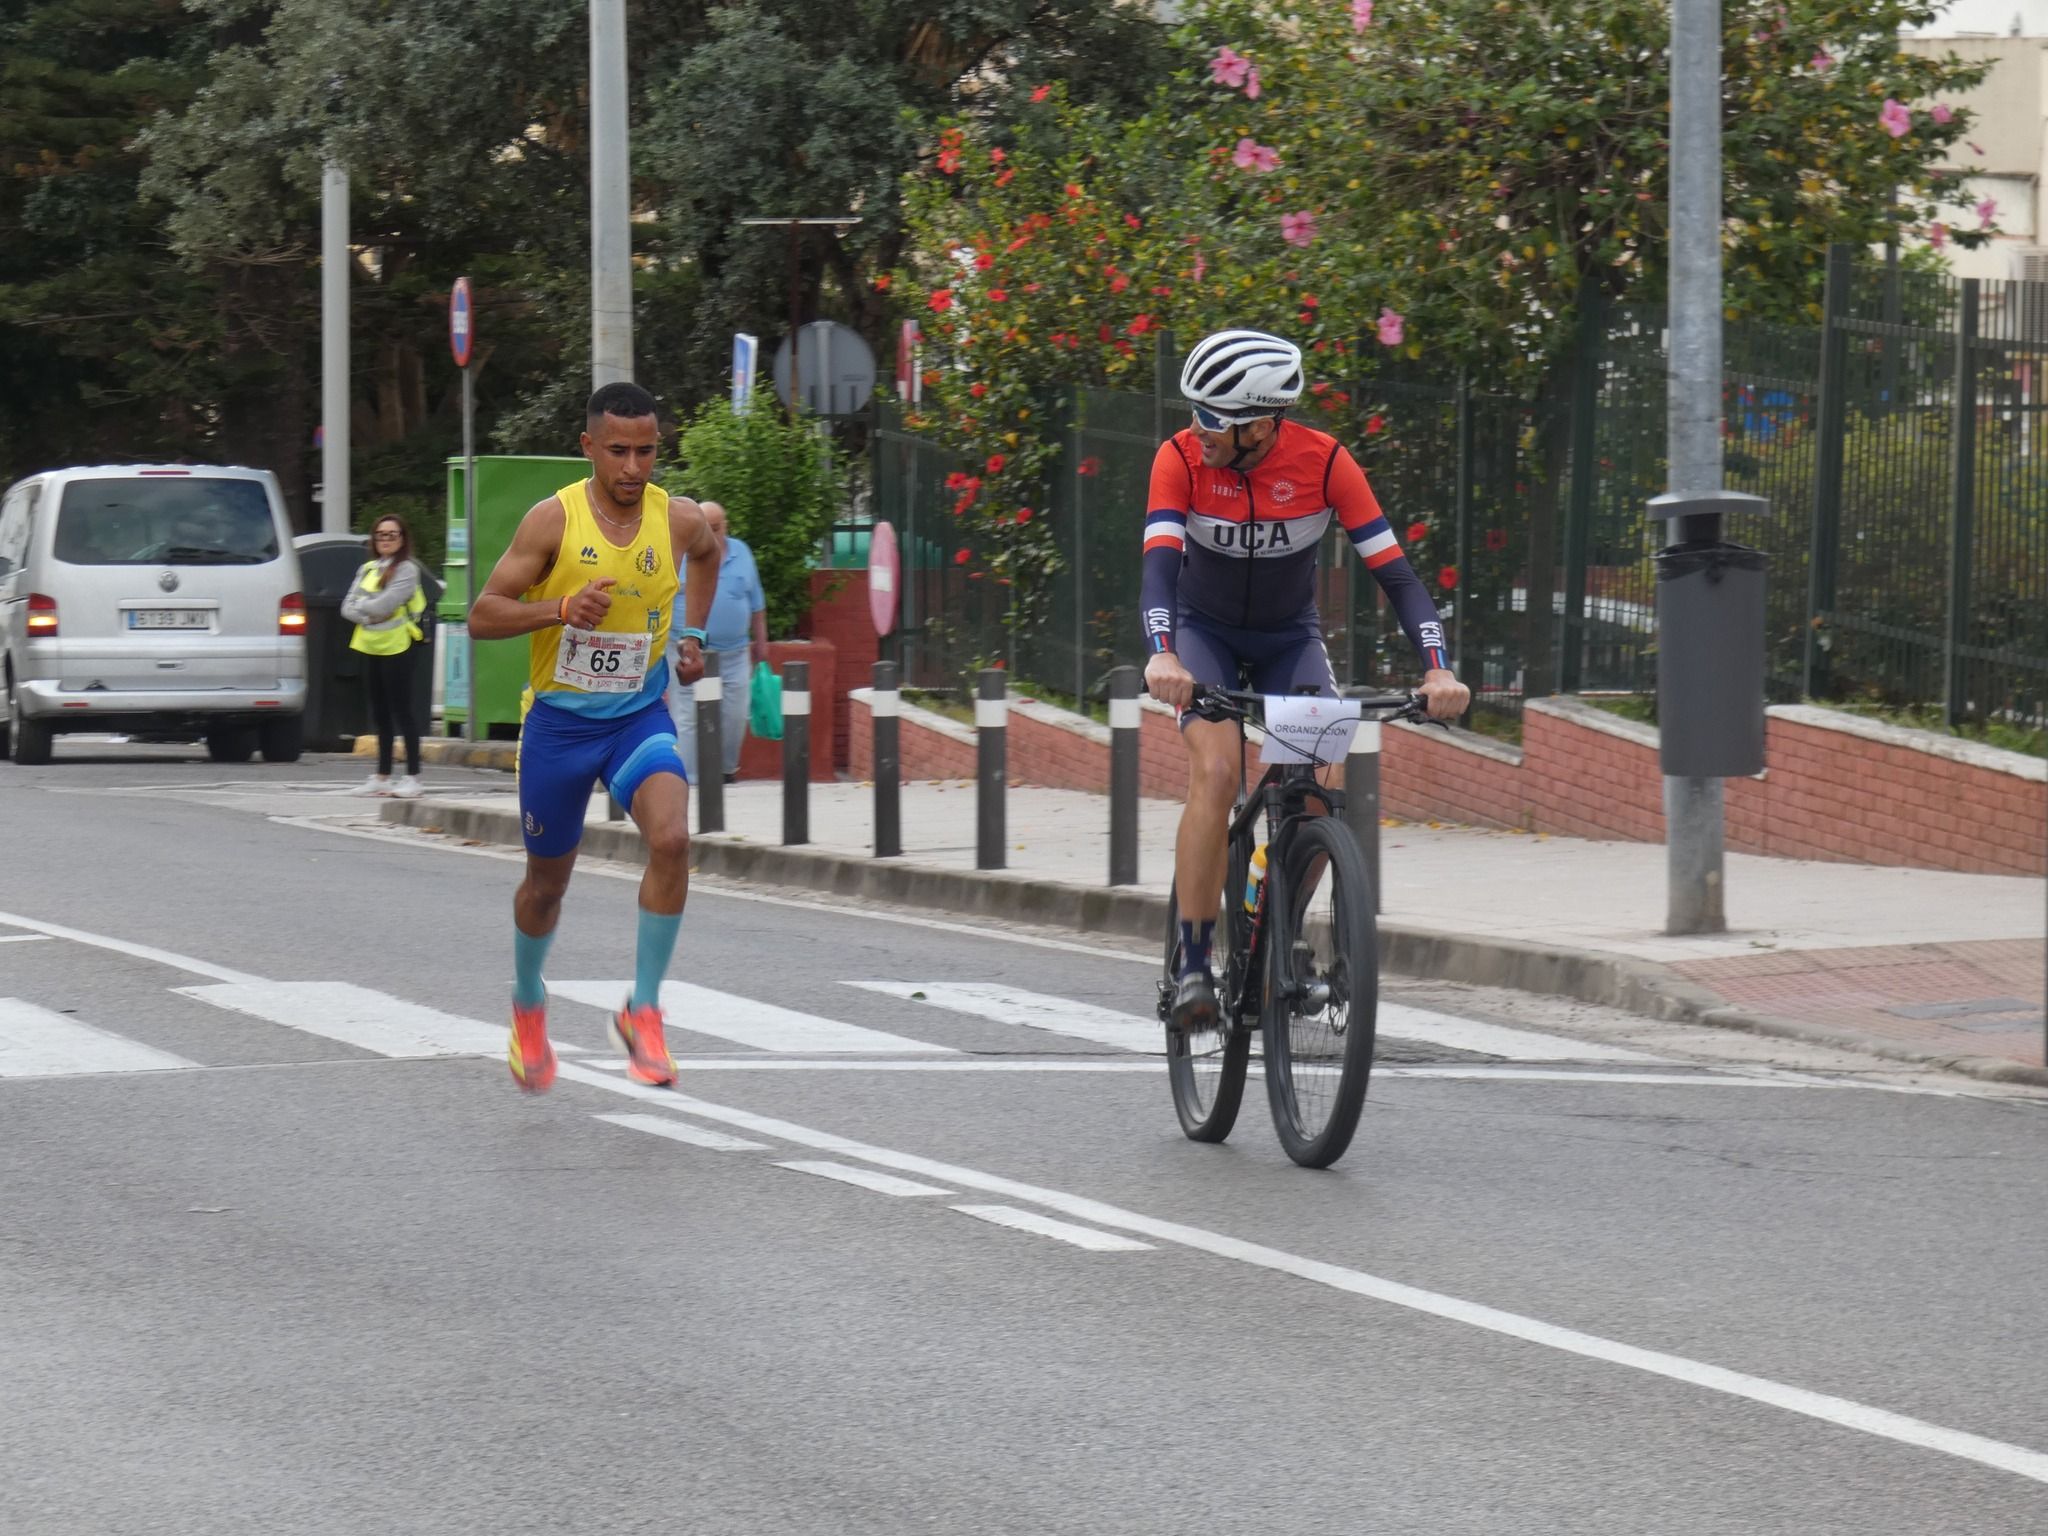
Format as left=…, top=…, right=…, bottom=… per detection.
left=205, top=726, right=257, bottom=764
left=259, top=713, right=304, bottom=764
left=10, top=678, right=52, bottom=767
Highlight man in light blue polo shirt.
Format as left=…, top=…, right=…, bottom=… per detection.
left=664, top=501, right=768, bottom=782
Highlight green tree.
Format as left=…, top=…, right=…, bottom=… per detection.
left=676, top=398, right=845, bottom=638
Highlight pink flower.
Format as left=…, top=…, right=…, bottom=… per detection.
left=1351, top=0, right=1373, bottom=30
left=1932, top=103, right=1954, bottom=125
left=1233, top=137, right=1280, bottom=172
left=1192, top=252, right=1208, bottom=282
left=1209, top=46, right=1251, bottom=88
left=1281, top=211, right=1318, bottom=248
left=1880, top=99, right=1912, bottom=139
left=1377, top=308, right=1405, bottom=347
left=1928, top=223, right=1949, bottom=250
left=1245, top=65, right=1261, bottom=99
left=1977, top=196, right=1998, bottom=227
left=1809, top=48, right=1834, bottom=72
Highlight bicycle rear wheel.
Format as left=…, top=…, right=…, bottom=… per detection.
left=1261, top=816, right=1377, bottom=1168
left=1161, top=852, right=1253, bottom=1143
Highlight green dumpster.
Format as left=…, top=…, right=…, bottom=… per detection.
left=443, top=455, right=586, bottom=739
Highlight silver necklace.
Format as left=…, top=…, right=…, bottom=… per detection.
left=586, top=481, right=640, bottom=531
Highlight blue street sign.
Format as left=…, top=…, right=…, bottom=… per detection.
left=732, top=332, right=759, bottom=413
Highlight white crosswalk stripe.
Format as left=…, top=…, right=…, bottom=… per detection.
left=177, top=982, right=510, bottom=1058
left=1375, top=1003, right=1665, bottom=1063
left=0, top=997, right=194, bottom=1078
left=850, top=981, right=1162, bottom=1054
left=552, top=980, right=950, bottom=1055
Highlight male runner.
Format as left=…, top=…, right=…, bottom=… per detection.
left=1141, top=329, right=1471, bottom=1030
left=469, top=382, right=721, bottom=1091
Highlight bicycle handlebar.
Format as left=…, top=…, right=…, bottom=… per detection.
left=1186, top=683, right=1436, bottom=727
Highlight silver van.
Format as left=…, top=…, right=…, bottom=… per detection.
left=0, top=465, right=307, bottom=765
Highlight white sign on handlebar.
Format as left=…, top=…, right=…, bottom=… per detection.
left=1259, top=695, right=1364, bottom=765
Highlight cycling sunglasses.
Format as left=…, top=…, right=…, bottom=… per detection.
left=1190, top=404, right=1276, bottom=434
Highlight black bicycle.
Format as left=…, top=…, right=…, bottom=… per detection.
left=1158, top=684, right=1433, bottom=1169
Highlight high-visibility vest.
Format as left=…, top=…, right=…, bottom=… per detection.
left=348, top=562, right=426, bottom=656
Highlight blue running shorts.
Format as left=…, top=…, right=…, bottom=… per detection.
left=517, top=696, right=687, bottom=858
left=1173, top=607, right=1338, bottom=726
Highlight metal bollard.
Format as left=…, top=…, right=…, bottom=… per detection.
left=1343, top=718, right=1382, bottom=914
left=975, top=668, right=1006, bottom=871
left=781, top=660, right=810, bottom=846
left=872, top=661, right=901, bottom=858
left=1107, top=665, right=1139, bottom=886
left=695, top=667, right=724, bottom=834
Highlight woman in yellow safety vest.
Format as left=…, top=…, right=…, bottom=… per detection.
left=341, top=514, right=429, bottom=798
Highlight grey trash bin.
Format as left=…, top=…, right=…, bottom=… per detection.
left=1655, top=540, right=1767, bottom=779
left=294, top=533, right=371, bottom=752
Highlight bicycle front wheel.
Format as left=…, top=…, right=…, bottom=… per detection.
left=1162, top=860, right=1252, bottom=1143
left=1261, top=816, right=1378, bottom=1168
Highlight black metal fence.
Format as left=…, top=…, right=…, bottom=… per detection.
left=871, top=247, right=2048, bottom=734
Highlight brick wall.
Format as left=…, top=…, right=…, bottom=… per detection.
left=799, top=570, right=879, bottom=771
left=848, top=687, right=2045, bottom=875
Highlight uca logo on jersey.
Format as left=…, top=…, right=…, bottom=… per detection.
left=1187, top=507, right=1334, bottom=558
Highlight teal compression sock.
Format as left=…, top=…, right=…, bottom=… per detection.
left=513, top=927, right=554, bottom=1010
left=633, top=908, right=683, bottom=1010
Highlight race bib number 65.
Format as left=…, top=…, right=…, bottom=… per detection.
left=553, top=629, right=651, bottom=693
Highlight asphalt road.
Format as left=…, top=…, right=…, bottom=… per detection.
left=4, top=743, right=2046, bottom=1534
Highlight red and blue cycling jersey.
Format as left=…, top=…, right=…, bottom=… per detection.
left=1139, top=419, right=1448, bottom=672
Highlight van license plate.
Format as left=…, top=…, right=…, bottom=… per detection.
left=128, top=610, right=211, bottom=630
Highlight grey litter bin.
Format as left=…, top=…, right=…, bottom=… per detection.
left=1655, top=540, right=1767, bottom=779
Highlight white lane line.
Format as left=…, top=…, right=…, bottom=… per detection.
left=850, top=981, right=1162, bottom=1054
left=774, top=1160, right=952, bottom=1197
left=1377, top=1002, right=1664, bottom=1063
left=952, top=1204, right=1153, bottom=1252
left=0, top=909, right=259, bottom=984
left=595, top=1112, right=766, bottom=1151
left=0, top=998, right=196, bottom=1078
left=552, top=980, right=951, bottom=1055
left=178, top=982, right=508, bottom=1058
left=566, top=1057, right=1831, bottom=1087
left=0, top=934, right=53, bottom=945
left=550, top=1061, right=2048, bottom=1490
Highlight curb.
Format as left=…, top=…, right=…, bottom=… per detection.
left=353, top=735, right=519, bottom=771
left=378, top=798, right=2048, bottom=1091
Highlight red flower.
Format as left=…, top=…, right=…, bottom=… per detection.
left=1128, top=314, right=1154, bottom=336
left=1064, top=182, right=1083, bottom=199
left=1125, top=213, right=1142, bottom=229
left=968, top=382, right=986, bottom=399
left=928, top=289, right=954, bottom=313
left=1366, top=414, right=1385, bottom=435
left=1300, top=293, right=1318, bottom=309
left=921, top=369, right=941, bottom=388
left=1006, top=235, right=1032, bottom=253
left=1015, top=507, right=1034, bottom=524
left=994, top=168, right=1015, bottom=187
left=1077, top=456, right=1102, bottom=477
left=1310, top=381, right=1330, bottom=395
left=954, top=549, right=971, bottom=566
left=937, top=148, right=960, bottom=175
left=1022, top=282, right=1041, bottom=293
left=1030, top=84, right=1051, bottom=103
left=1406, top=521, right=1428, bottom=543
left=1438, top=566, right=1459, bottom=590
left=945, top=472, right=970, bottom=490
left=987, top=288, right=1008, bottom=302
left=990, top=148, right=1006, bottom=164
left=873, top=274, right=892, bottom=291
left=1097, top=324, right=1113, bottom=343
left=986, top=454, right=1006, bottom=474
left=974, top=253, right=994, bottom=271
left=1109, top=273, right=1129, bottom=293
left=1485, top=528, right=1509, bottom=552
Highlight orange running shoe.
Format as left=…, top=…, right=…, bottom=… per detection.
left=507, top=1000, right=557, bottom=1093
left=610, top=1000, right=675, bottom=1087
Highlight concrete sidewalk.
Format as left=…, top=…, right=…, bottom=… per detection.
left=380, top=776, right=2048, bottom=1087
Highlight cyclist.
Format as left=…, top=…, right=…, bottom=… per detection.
left=1142, top=329, right=1470, bottom=1031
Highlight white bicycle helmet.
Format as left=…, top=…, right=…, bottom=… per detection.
left=1179, top=329, right=1304, bottom=425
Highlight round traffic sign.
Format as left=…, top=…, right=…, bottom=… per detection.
left=449, top=276, right=474, bottom=369
left=868, top=520, right=899, bottom=636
